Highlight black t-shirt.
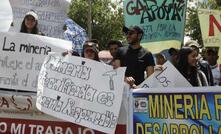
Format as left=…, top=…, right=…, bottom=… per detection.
left=115, top=46, right=155, bottom=85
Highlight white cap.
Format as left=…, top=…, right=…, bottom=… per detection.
left=184, top=40, right=201, bottom=48
left=25, top=11, right=38, bottom=20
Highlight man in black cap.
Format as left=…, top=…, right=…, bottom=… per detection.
left=114, top=25, right=155, bottom=88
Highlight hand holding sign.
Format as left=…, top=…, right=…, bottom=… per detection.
left=138, top=61, right=192, bottom=88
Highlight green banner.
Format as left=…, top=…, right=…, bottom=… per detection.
left=124, top=0, right=187, bottom=51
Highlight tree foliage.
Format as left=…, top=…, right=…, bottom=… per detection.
left=185, top=0, right=221, bottom=46
left=185, top=7, right=203, bottom=45
left=68, top=0, right=124, bottom=49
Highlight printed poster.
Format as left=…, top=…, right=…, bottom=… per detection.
left=0, top=90, right=127, bottom=134
left=131, top=86, right=221, bottom=134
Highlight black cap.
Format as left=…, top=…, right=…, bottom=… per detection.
left=168, top=47, right=179, bottom=56
left=123, top=25, right=144, bottom=35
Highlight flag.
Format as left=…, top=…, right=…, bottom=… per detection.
left=64, top=18, right=88, bottom=55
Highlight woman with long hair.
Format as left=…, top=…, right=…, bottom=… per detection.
left=20, top=10, right=43, bottom=35
left=176, top=47, right=208, bottom=87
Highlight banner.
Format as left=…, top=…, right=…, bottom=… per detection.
left=198, top=9, right=221, bottom=64
left=36, top=53, right=126, bottom=134
left=9, top=0, right=69, bottom=38
left=198, top=9, right=221, bottom=47
left=0, top=90, right=127, bottom=134
left=0, top=32, right=72, bottom=91
left=138, top=61, right=192, bottom=88
left=131, top=86, right=221, bottom=134
left=123, top=0, right=187, bottom=53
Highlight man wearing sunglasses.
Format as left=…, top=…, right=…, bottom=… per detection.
left=114, top=25, right=155, bottom=88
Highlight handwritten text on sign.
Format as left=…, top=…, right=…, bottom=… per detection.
left=138, top=61, right=192, bottom=88
left=0, top=32, right=71, bottom=91
left=36, top=54, right=126, bottom=134
left=124, top=0, right=187, bottom=42
left=198, top=9, right=221, bottom=47
left=9, top=0, right=69, bottom=38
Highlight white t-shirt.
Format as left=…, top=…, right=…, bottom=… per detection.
left=210, top=64, right=221, bottom=86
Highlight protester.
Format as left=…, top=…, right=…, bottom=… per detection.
left=168, top=47, right=179, bottom=66
left=98, top=50, right=113, bottom=64
left=205, top=47, right=221, bottom=86
left=107, top=40, right=123, bottom=68
left=114, top=25, right=155, bottom=88
left=82, top=41, right=100, bottom=61
left=107, top=40, right=123, bottom=57
left=184, top=40, right=214, bottom=86
left=176, top=47, right=208, bottom=87
left=155, top=53, right=166, bottom=65
left=20, top=10, right=44, bottom=35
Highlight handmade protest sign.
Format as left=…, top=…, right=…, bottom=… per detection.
left=198, top=9, right=221, bottom=47
left=9, top=0, right=69, bottom=38
left=138, top=61, right=192, bottom=88
left=36, top=53, right=126, bottom=134
left=198, top=9, right=221, bottom=64
left=123, top=0, right=187, bottom=53
left=0, top=32, right=72, bottom=91
left=131, top=86, right=221, bottom=134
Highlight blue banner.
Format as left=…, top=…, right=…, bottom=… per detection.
left=132, top=87, right=221, bottom=134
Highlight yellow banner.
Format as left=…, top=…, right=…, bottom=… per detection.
left=142, top=40, right=181, bottom=53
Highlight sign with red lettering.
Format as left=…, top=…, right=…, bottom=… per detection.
left=0, top=91, right=127, bottom=134
left=0, top=118, right=126, bottom=134
left=198, top=9, right=221, bottom=47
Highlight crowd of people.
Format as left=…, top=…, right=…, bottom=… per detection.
left=21, top=10, right=221, bottom=89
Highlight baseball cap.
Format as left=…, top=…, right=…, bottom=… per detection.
left=123, top=25, right=144, bottom=35
left=168, top=47, right=179, bottom=56
left=25, top=11, right=38, bottom=20
left=83, top=42, right=99, bottom=53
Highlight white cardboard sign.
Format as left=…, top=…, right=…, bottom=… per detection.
left=0, top=32, right=72, bottom=91
left=138, top=61, right=192, bottom=88
left=36, top=53, right=126, bottom=134
left=9, top=0, right=69, bottom=38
